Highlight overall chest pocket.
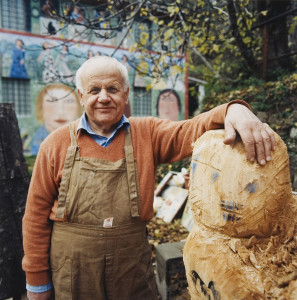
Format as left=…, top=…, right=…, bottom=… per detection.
left=67, top=158, right=131, bottom=225
left=78, top=158, right=127, bottom=193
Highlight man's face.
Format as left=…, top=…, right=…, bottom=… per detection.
left=158, top=92, right=179, bottom=121
left=78, top=63, right=129, bottom=136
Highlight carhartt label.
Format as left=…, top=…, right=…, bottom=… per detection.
left=103, top=217, right=113, bottom=228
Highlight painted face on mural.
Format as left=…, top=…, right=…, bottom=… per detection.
left=16, top=39, right=24, bottom=49
left=158, top=91, right=180, bottom=121
left=78, top=63, right=129, bottom=137
left=43, top=88, right=80, bottom=132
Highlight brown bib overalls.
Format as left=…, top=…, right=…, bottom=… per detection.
left=50, top=123, right=158, bottom=300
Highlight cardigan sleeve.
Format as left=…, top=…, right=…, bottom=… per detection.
left=22, top=142, right=56, bottom=286
left=22, top=125, right=71, bottom=286
left=149, top=100, right=250, bottom=165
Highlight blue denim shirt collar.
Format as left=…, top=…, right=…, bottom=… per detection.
left=77, top=112, right=130, bottom=147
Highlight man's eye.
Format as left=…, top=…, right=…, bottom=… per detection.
left=90, top=88, right=100, bottom=94
left=108, top=87, right=118, bottom=92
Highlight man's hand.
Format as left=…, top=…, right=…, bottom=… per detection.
left=27, top=290, right=53, bottom=300
left=224, top=103, right=276, bottom=165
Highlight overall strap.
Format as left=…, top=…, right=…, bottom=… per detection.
left=124, top=128, right=140, bottom=218
left=55, top=122, right=80, bottom=219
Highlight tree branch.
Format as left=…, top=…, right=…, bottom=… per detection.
left=226, top=0, right=258, bottom=72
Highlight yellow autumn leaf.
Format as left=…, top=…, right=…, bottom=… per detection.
left=170, top=65, right=183, bottom=75
left=140, top=8, right=148, bottom=16
left=191, top=39, right=199, bottom=47
left=138, top=61, right=149, bottom=74
left=140, top=32, right=149, bottom=45
left=292, top=73, right=297, bottom=80
left=243, top=36, right=251, bottom=44
left=213, top=44, right=219, bottom=52
left=164, top=29, right=174, bottom=41
left=146, top=83, right=152, bottom=91
left=168, top=21, right=174, bottom=27
left=246, top=19, right=252, bottom=29
left=260, top=10, right=268, bottom=16
left=129, top=42, right=138, bottom=52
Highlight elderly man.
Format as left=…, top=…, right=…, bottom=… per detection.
left=22, top=56, right=275, bottom=300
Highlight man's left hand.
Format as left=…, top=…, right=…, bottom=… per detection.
left=223, top=103, right=276, bottom=165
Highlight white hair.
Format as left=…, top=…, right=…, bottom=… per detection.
left=75, top=55, right=129, bottom=93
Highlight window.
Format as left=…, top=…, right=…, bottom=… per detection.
left=133, top=87, right=151, bottom=116
left=2, top=78, right=31, bottom=116
left=1, top=0, right=31, bottom=32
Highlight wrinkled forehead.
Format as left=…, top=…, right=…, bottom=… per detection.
left=82, top=62, right=124, bottom=84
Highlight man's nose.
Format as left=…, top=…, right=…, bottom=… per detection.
left=97, top=89, right=110, bottom=103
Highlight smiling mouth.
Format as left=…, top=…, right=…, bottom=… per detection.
left=95, top=107, right=114, bottom=111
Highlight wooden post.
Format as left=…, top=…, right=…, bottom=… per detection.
left=0, top=104, right=29, bottom=299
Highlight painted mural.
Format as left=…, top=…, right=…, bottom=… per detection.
left=156, top=89, right=181, bottom=122
left=31, top=83, right=82, bottom=154
left=0, top=30, right=185, bottom=155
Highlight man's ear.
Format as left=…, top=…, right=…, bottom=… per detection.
left=124, top=87, right=129, bottom=105
left=78, top=90, right=84, bottom=106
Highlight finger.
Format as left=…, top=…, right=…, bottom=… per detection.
left=264, top=123, right=276, bottom=151
left=253, top=129, right=266, bottom=165
left=261, top=127, right=275, bottom=161
left=261, top=127, right=272, bottom=162
left=223, top=121, right=237, bottom=145
left=238, top=128, right=256, bottom=163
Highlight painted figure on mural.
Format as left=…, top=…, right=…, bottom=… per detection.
left=10, top=39, right=28, bottom=79
left=121, top=54, right=131, bottom=72
left=55, top=44, right=74, bottom=82
left=36, top=41, right=58, bottom=83
left=157, top=89, right=181, bottom=121
left=31, top=83, right=82, bottom=155
left=87, top=50, right=94, bottom=59
left=70, top=5, right=86, bottom=24
left=41, top=0, right=55, bottom=18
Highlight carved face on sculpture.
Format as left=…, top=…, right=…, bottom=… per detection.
left=189, top=129, right=293, bottom=237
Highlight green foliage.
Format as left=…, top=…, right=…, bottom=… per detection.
left=25, top=155, right=36, bottom=178
left=201, top=72, right=297, bottom=189
left=202, top=72, right=297, bottom=141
